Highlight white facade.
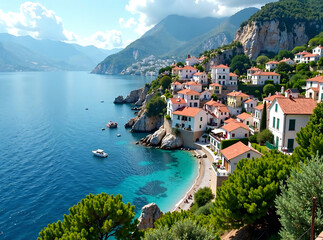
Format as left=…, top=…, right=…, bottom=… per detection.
left=265, top=61, right=279, bottom=71
left=251, top=72, right=281, bottom=85
left=247, top=68, right=261, bottom=80
left=200, top=90, right=212, bottom=101
left=301, top=54, right=320, bottom=64
left=204, top=100, right=229, bottom=127
left=229, top=73, right=238, bottom=85
left=185, top=57, right=199, bottom=66
left=193, top=72, right=208, bottom=86
left=172, top=108, right=208, bottom=132
left=211, top=64, right=230, bottom=85
left=166, top=98, right=187, bottom=118
left=177, top=90, right=200, bottom=108
left=178, top=66, right=197, bottom=81
left=183, top=81, right=203, bottom=93
left=171, top=82, right=183, bottom=92
left=237, top=113, right=253, bottom=127
left=305, top=76, right=323, bottom=102
left=313, top=46, right=323, bottom=57
left=280, top=58, right=294, bottom=65
left=243, top=99, right=258, bottom=114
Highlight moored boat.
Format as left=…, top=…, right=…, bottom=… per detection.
left=106, top=121, right=118, bottom=128
left=92, top=149, right=108, bottom=158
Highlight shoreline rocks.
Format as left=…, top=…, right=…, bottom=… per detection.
left=138, top=203, right=163, bottom=230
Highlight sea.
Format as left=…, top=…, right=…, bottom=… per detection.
left=0, top=71, right=198, bottom=240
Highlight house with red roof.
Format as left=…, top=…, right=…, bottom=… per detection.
left=203, top=100, right=229, bottom=127
left=178, top=66, right=198, bottom=81
left=265, top=60, right=279, bottom=71
left=236, top=112, right=253, bottom=127
left=192, top=72, right=208, bottom=86
left=177, top=89, right=201, bottom=108
left=227, top=91, right=250, bottom=115
left=243, top=98, right=258, bottom=114
left=200, top=90, right=212, bottom=102
left=182, top=81, right=202, bottom=93
left=229, top=72, right=238, bottom=85
left=170, top=81, right=183, bottom=92
left=300, top=53, right=320, bottom=64
left=279, top=58, right=294, bottom=65
left=268, top=96, right=317, bottom=153
left=305, top=75, right=323, bottom=102
left=263, top=93, right=285, bottom=105
left=185, top=55, right=199, bottom=66
left=247, top=67, right=262, bottom=80
left=313, top=46, right=323, bottom=57
left=171, top=66, right=182, bottom=76
left=294, top=51, right=311, bottom=63
left=252, top=103, right=270, bottom=132
left=251, top=71, right=281, bottom=85
left=172, top=107, right=208, bottom=133
left=209, top=83, right=222, bottom=95
left=220, top=141, right=261, bottom=174
left=166, top=98, right=187, bottom=119
left=211, top=64, right=230, bottom=85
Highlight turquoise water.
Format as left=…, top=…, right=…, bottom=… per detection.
left=0, top=72, right=198, bottom=239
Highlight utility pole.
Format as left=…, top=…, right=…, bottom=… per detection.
left=311, top=197, right=316, bottom=240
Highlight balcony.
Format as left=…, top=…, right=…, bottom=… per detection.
left=212, top=163, right=229, bottom=176
left=210, top=131, right=227, bottom=142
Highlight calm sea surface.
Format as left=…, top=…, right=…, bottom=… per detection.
left=0, top=71, right=197, bottom=240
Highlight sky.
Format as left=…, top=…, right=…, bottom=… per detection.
left=0, top=0, right=277, bottom=49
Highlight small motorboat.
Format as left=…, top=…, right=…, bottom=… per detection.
left=100, top=100, right=104, bottom=103
left=101, top=128, right=105, bottom=131
left=117, top=134, right=121, bottom=137
left=92, top=149, right=108, bottom=158
left=85, top=107, right=89, bottom=110
left=106, top=121, right=118, bottom=128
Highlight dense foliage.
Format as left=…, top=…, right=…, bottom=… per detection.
left=146, top=94, right=166, bottom=117
left=276, top=154, right=323, bottom=239
left=38, top=193, right=141, bottom=240
left=194, top=187, right=214, bottom=208
left=212, top=151, right=297, bottom=230
left=257, top=129, right=274, bottom=145
left=160, top=76, right=172, bottom=91
left=274, top=50, right=294, bottom=61
left=230, top=54, right=252, bottom=75
left=256, top=55, right=269, bottom=65
left=260, top=102, right=267, bottom=131
left=263, top=84, right=276, bottom=97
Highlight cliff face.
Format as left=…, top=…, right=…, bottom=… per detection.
left=234, top=21, right=315, bottom=59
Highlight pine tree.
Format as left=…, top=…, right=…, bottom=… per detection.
left=260, top=101, right=267, bottom=131
left=275, top=154, right=323, bottom=239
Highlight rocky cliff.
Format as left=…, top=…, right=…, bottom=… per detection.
left=138, top=203, right=163, bottom=230
left=234, top=21, right=315, bottom=59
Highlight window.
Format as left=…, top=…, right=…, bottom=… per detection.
left=276, top=136, right=279, bottom=147
left=273, top=117, right=276, bottom=128
left=189, top=117, right=191, bottom=121
left=199, top=125, right=201, bottom=129
left=277, top=118, right=280, bottom=129
left=177, top=116, right=180, bottom=120
left=200, top=117, right=203, bottom=121
left=289, top=119, right=296, bottom=131
left=246, top=121, right=249, bottom=125
left=245, top=133, right=248, bottom=137
left=191, top=96, right=193, bottom=100
left=287, top=139, right=294, bottom=151
left=247, top=153, right=250, bottom=158
left=275, top=104, right=278, bottom=112
left=232, top=133, right=235, bottom=137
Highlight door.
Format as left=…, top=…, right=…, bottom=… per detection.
left=276, top=136, right=279, bottom=148
left=287, top=139, right=294, bottom=152
left=224, top=159, right=229, bottom=172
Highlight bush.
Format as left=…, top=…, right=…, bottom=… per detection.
left=194, top=187, right=214, bottom=208
left=220, top=138, right=248, bottom=150
left=173, top=128, right=180, bottom=136
left=257, top=129, right=274, bottom=145
left=160, top=76, right=172, bottom=91
left=165, top=114, right=171, bottom=120
left=248, top=133, right=258, bottom=143
left=263, top=84, right=276, bottom=96
left=194, top=202, right=215, bottom=216
left=211, top=94, right=218, bottom=101
left=146, top=95, right=166, bottom=117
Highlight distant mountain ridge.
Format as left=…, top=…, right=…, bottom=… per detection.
left=0, top=33, right=121, bottom=72
left=92, top=7, right=259, bottom=75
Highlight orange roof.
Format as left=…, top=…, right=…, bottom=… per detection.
left=212, top=64, right=230, bottom=69
left=221, top=141, right=256, bottom=160
left=172, top=66, right=182, bottom=70
left=306, top=76, right=323, bottom=82
left=205, top=100, right=224, bottom=107
left=275, top=97, right=317, bottom=115
left=224, top=118, right=239, bottom=124
left=198, top=56, right=207, bottom=61
left=248, top=67, right=261, bottom=71
left=303, top=54, right=319, bottom=58
left=183, top=81, right=202, bottom=86
left=227, top=91, right=249, bottom=97
left=279, top=58, right=292, bottom=62
left=169, top=98, right=186, bottom=104
left=309, top=87, right=319, bottom=92
left=245, top=99, right=255, bottom=103
left=177, top=89, right=201, bottom=95
left=266, top=61, right=279, bottom=64
left=171, top=81, right=182, bottom=85
left=222, top=121, right=249, bottom=132
left=186, top=56, right=197, bottom=60
left=295, top=51, right=311, bottom=56
left=229, top=72, right=238, bottom=77
left=237, top=112, right=252, bottom=120
left=193, top=72, right=206, bottom=76
left=263, top=94, right=284, bottom=102
left=172, top=107, right=202, bottom=117
left=181, top=66, right=197, bottom=70
left=252, top=72, right=280, bottom=76
left=209, top=83, right=222, bottom=87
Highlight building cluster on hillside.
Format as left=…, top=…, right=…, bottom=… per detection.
left=164, top=53, right=321, bottom=177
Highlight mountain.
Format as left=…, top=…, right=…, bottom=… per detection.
left=0, top=33, right=121, bottom=72
left=92, top=8, right=258, bottom=75
left=234, top=0, right=323, bottom=59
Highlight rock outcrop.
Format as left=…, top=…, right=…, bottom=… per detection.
left=132, top=110, right=164, bottom=132
left=149, top=126, right=166, bottom=146
left=113, top=85, right=150, bottom=104
left=138, top=203, right=163, bottom=230
left=234, top=21, right=314, bottom=59
left=113, top=95, right=124, bottom=104
left=160, top=133, right=183, bottom=149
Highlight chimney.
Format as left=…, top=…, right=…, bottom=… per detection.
left=188, top=54, right=191, bottom=58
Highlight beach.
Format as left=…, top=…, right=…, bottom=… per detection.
left=173, top=149, right=217, bottom=211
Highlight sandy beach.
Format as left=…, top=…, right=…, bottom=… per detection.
left=172, top=148, right=217, bottom=211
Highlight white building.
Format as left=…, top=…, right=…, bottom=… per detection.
left=203, top=100, right=229, bottom=127
left=265, top=61, right=279, bottom=71
left=312, top=46, right=323, bottom=57
left=236, top=112, right=253, bottom=127
left=247, top=67, right=262, bottom=80
left=294, top=51, right=311, bottom=63
left=172, top=107, right=208, bottom=132
left=300, top=53, right=320, bottom=64
left=220, top=141, right=262, bottom=174
left=178, top=66, right=198, bottom=81
left=229, top=73, right=238, bottom=85
left=263, top=94, right=285, bottom=105
left=211, top=64, right=230, bottom=85
left=279, top=58, right=294, bottom=65
left=193, top=72, right=208, bottom=86
left=200, top=90, right=212, bottom=102
left=185, top=56, right=199, bottom=66
left=253, top=103, right=270, bottom=132
left=305, top=76, right=323, bottom=102
left=177, top=89, right=200, bottom=108
left=243, top=98, right=258, bottom=114
left=268, top=97, right=317, bottom=153
left=251, top=72, right=281, bottom=85
left=284, top=88, right=299, bottom=98
left=171, top=81, right=183, bottom=92
left=183, top=81, right=202, bottom=93
left=166, top=98, right=187, bottom=118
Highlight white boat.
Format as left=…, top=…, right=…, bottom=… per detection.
left=92, top=149, right=108, bottom=158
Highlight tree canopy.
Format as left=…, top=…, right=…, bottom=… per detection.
left=256, top=55, right=269, bottom=65
left=274, top=50, right=294, bottom=61
left=212, top=151, right=297, bottom=230
left=257, top=129, right=273, bottom=145
left=263, top=84, right=276, bottom=96
left=38, top=193, right=141, bottom=240
left=230, top=54, right=252, bottom=75
left=275, top=154, right=323, bottom=239
left=276, top=62, right=294, bottom=73
left=160, top=76, right=172, bottom=91
left=146, top=94, right=166, bottom=117
left=194, top=187, right=214, bottom=208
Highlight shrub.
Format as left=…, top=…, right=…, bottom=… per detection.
left=248, top=133, right=258, bottom=143
left=194, top=187, right=215, bottom=208
left=146, top=95, right=166, bottom=117
left=173, top=128, right=180, bottom=136
left=257, top=129, right=274, bottom=145
left=165, top=114, right=171, bottom=120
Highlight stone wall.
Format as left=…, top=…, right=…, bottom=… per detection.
left=214, top=175, right=229, bottom=197
left=179, top=130, right=204, bottom=148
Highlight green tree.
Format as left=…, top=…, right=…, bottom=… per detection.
left=293, top=103, right=323, bottom=161
left=274, top=50, right=294, bottom=61
left=256, top=55, right=269, bottom=65
left=144, top=219, right=219, bottom=240
left=212, top=151, right=297, bottom=230
left=211, top=94, right=218, bottom=101
left=263, top=84, right=275, bottom=96
left=275, top=154, right=323, bottom=240
left=260, top=101, right=267, bottom=131
left=38, top=193, right=141, bottom=240
left=230, top=54, right=252, bottom=75
left=296, top=63, right=310, bottom=73
left=318, top=58, right=323, bottom=68
left=257, top=129, right=273, bottom=145
left=176, top=62, right=185, bottom=67
left=160, top=76, right=172, bottom=91
left=276, top=62, right=294, bottom=73
left=158, top=66, right=172, bottom=75
left=195, top=64, right=205, bottom=72
left=292, top=45, right=306, bottom=54
left=146, top=95, right=166, bottom=117
left=194, top=187, right=214, bottom=208
left=309, top=60, right=317, bottom=68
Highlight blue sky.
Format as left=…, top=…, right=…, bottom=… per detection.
left=0, top=0, right=276, bottom=49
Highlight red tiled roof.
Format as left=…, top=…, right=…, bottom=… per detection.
left=310, top=87, right=319, bottom=92
left=306, top=76, right=323, bottom=82
left=221, top=141, right=254, bottom=160
left=181, top=66, right=197, bottom=70
left=252, top=72, right=280, bottom=76
left=186, top=56, right=198, bottom=60
left=266, top=61, right=279, bottom=64
left=295, top=51, right=311, bottom=55
left=183, top=81, right=202, bottom=86
left=172, top=66, right=182, bottom=70
left=198, top=56, right=207, bottom=61
left=212, top=64, right=230, bottom=69
left=171, top=81, right=182, bottom=85
left=275, top=97, right=317, bottom=115
left=263, top=94, right=285, bottom=102
left=169, top=98, right=186, bottom=104
left=205, top=100, right=224, bottom=107
left=303, top=54, right=319, bottom=58
left=229, top=72, right=238, bottom=77
left=237, top=112, right=252, bottom=120
left=245, top=99, right=255, bottom=103
left=193, top=72, right=206, bottom=76
left=209, top=83, right=222, bottom=87
left=279, top=58, right=292, bottom=62
left=173, top=107, right=202, bottom=117
left=248, top=67, right=261, bottom=71
left=227, top=91, right=249, bottom=97
left=177, top=89, right=201, bottom=95
left=222, top=121, right=249, bottom=132
left=224, top=118, right=239, bottom=124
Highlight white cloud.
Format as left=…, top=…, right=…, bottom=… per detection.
left=119, top=17, right=137, bottom=28
left=79, top=30, right=124, bottom=49
left=125, top=0, right=277, bottom=36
